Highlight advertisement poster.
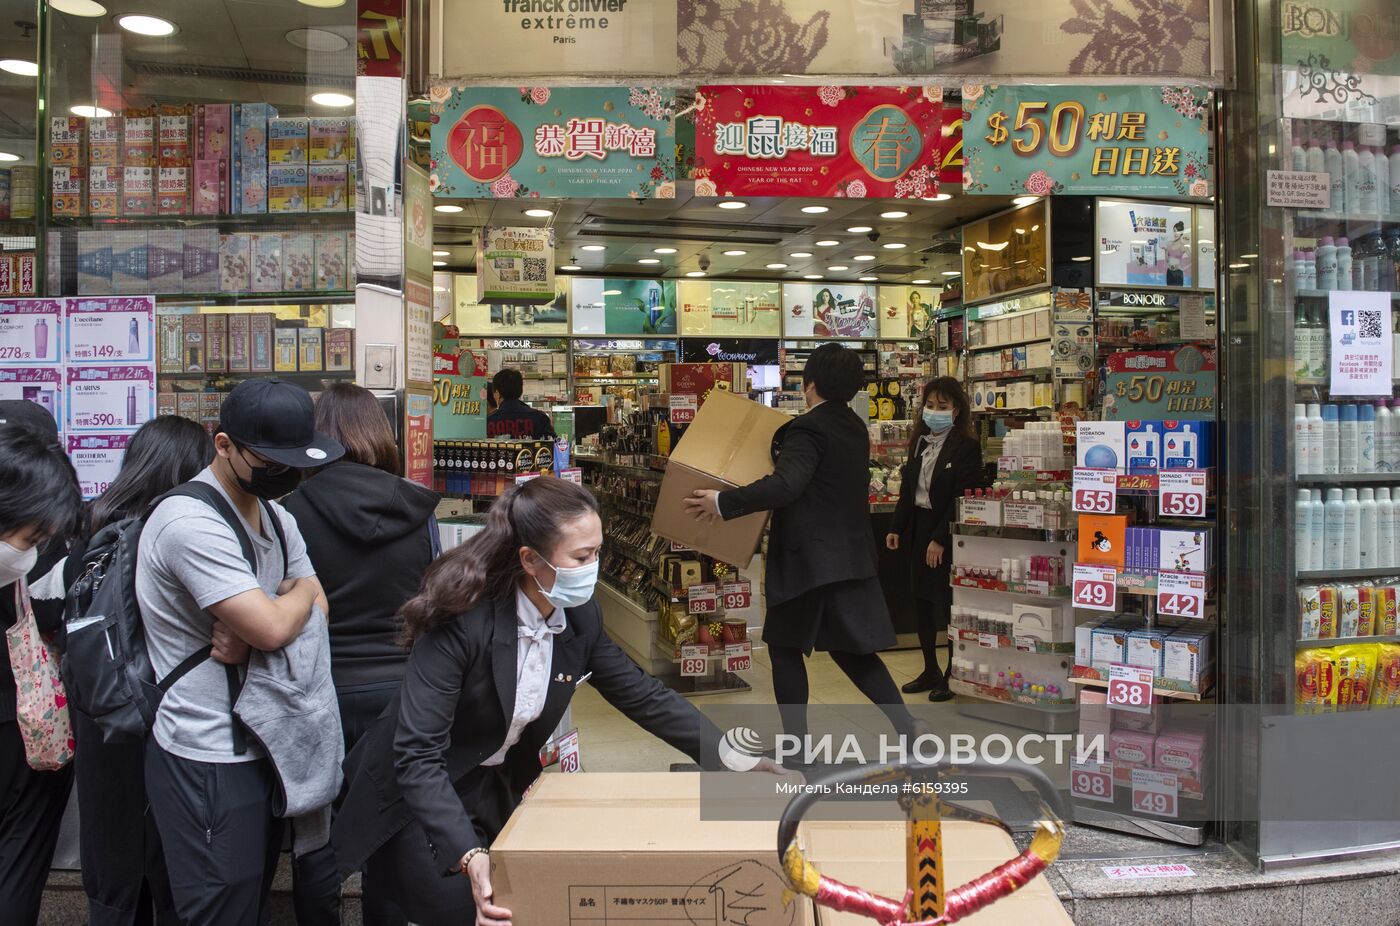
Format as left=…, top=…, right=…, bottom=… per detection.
left=404, top=163, right=433, bottom=279
left=432, top=342, right=489, bottom=440
left=67, top=433, right=130, bottom=499
left=679, top=338, right=781, bottom=365
left=879, top=285, right=936, bottom=339
left=1280, top=0, right=1400, bottom=78
left=66, top=296, right=155, bottom=363
left=1052, top=289, right=1096, bottom=378
left=1097, top=202, right=1199, bottom=288
left=1196, top=206, right=1216, bottom=285
left=477, top=226, right=556, bottom=303
left=404, top=390, right=434, bottom=489
left=571, top=278, right=678, bottom=336
left=963, top=85, right=1213, bottom=197
left=66, top=366, right=155, bottom=432
left=1329, top=291, right=1393, bottom=396
left=1102, top=346, right=1216, bottom=420
left=962, top=201, right=1049, bottom=304
left=453, top=275, right=570, bottom=335
left=0, top=366, right=63, bottom=427
left=782, top=283, right=879, bottom=338
left=692, top=85, right=942, bottom=199
left=0, top=299, right=63, bottom=365
left=430, top=86, right=676, bottom=199
left=406, top=278, right=434, bottom=388
left=678, top=280, right=781, bottom=337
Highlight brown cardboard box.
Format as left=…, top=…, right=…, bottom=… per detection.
left=491, top=773, right=813, bottom=926
left=651, top=390, right=792, bottom=566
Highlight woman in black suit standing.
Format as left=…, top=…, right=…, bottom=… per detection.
left=686, top=343, right=916, bottom=746
left=887, top=376, right=987, bottom=701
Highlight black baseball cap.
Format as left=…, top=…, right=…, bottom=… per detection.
left=217, top=377, right=345, bottom=469
left=0, top=399, right=59, bottom=441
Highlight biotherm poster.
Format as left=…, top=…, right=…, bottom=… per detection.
left=571, top=278, right=678, bottom=336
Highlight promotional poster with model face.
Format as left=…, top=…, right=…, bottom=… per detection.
left=783, top=282, right=879, bottom=338
left=1098, top=201, right=1199, bottom=288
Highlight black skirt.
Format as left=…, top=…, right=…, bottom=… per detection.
left=761, top=575, right=897, bottom=655
left=910, top=505, right=953, bottom=617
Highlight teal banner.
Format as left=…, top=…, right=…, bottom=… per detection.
left=962, top=85, right=1212, bottom=198
left=1280, top=1, right=1400, bottom=77
left=430, top=85, right=676, bottom=199
left=571, top=278, right=678, bottom=336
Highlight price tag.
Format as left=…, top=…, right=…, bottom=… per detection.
left=1021, top=456, right=1044, bottom=474
left=669, top=394, right=697, bottom=425
left=1024, top=579, right=1050, bottom=596
left=977, top=632, right=999, bottom=649
left=1158, top=470, right=1207, bottom=518
left=721, top=581, right=751, bottom=610
left=558, top=729, right=582, bottom=774
left=1073, top=468, right=1118, bottom=514
left=1014, top=636, right=1037, bottom=653
left=680, top=644, right=708, bottom=677
left=958, top=497, right=1001, bottom=526
left=1156, top=570, right=1206, bottom=620
left=1002, top=502, right=1045, bottom=529
left=1130, top=768, right=1179, bottom=818
left=997, top=455, right=1019, bottom=474
left=687, top=583, right=718, bottom=615
left=1107, top=663, right=1154, bottom=714
left=1072, top=563, right=1118, bottom=612
left=514, top=472, right=540, bottom=485
left=724, top=642, right=752, bottom=672
left=1070, top=760, right=1115, bottom=804
left=559, top=467, right=583, bottom=485
left=670, top=541, right=693, bottom=552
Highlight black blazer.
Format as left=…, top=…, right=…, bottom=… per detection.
left=719, top=400, right=878, bottom=607
left=891, top=429, right=987, bottom=550
left=331, top=593, right=722, bottom=879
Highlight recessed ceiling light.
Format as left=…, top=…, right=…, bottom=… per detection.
left=816, top=240, right=840, bottom=247
left=717, top=200, right=748, bottom=210
left=1240, top=253, right=1258, bottom=259
left=524, top=208, right=553, bottom=218
left=1228, top=262, right=1249, bottom=269
left=803, top=274, right=823, bottom=280
left=912, top=279, right=932, bottom=284
left=432, top=250, right=449, bottom=257
left=434, top=204, right=463, bottom=213
left=923, top=193, right=953, bottom=201
left=50, top=0, right=107, bottom=15
left=1013, top=195, right=1041, bottom=206
left=880, top=210, right=909, bottom=219
left=790, top=252, right=813, bottom=258
left=827, top=265, right=849, bottom=271
left=70, top=105, right=113, bottom=118
left=297, top=0, right=348, bottom=7
left=653, top=247, right=677, bottom=254
left=766, top=263, right=788, bottom=269
left=882, top=243, right=907, bottom=249
left=432, top=260, right=446, bottom=267
left=0, top=153, right=18, bottom=162
left=285, top=28, right=349, bottom=52
left=602, top=289, right=622, bottom=296
left=860, top=276, right=878, bottom=282
left=801, top=205, right=829, bottom=214
left=581, top=245, right=606, bottom=252
left=686, top=271, right=707, bottom=277
left=116, top=13, right=176, bottom=36
left=847, top=226, right=873, bottom=233
left=1072, top=256, right=1092, bottom=262
left=854, top=254, right=876, bottom=261
left=0, top=60, right=37, bottom=77
left=638, top=258, right=660, bottom=264
left=561, top=264, right=581, bottom=271
left=941, top=271, right=961, bottom=276
left=722, top=249, right=747, bottom=256
left=312, top=92, right=355, bottom=108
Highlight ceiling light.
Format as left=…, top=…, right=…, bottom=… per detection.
left=561, top=264, right=581, bottom=271
left=717, top=200, right=748, bottom=210
left=1228, top=262, right=1248, bottom=269
left=803, top=274, right=823, bottom=280
left=116, top=13, right=176, bottom=36
left=1241, top=253, right=1258, bottom=259
left=923, top=193, right=953, bottom=201
left=432, top=250, right=449, bottom=257
left=816, top=240, right=840, bottom=247
left=653, top=247, right=677, bottom=254
left=847, top=226, right=873, bottom=233
left=854, top=254, right=876, bottom=261
left=912, top=279, right=932, bottom=284
left=860, top=276, right=878, bottom=282
left=722, top=249, right=747, bottom=256
left=880, top=210, right=909, bottom=219
left=434, top=204, right=463, bottom=213
left=1072, top=256, right=1092, bottom=262
left=790, top=252, right=813, bottom=258
left=882, top=243, right=906, bottom=249
left=801, top=205, right=829, bottom=214
left=942, top=271, right=962, bottom=276
left=432, top=260, right=446, bottom=267
left=0, top=153, right=18, bottom=162
left=977, top=241, right=1008, bottom=251
left=0, top=60, right=37, bottom=77
left=312, top=92, right=355, bottom=108
left=286, top=29, right=350, bottom=52
left=602, top=290, right=622, bottom=296
left=70, top=105, right=113, bottom=118
left=686, top=271, right=707, bottom=277
left=828, top=265, right=849, bottom=271
left=50, top=0, right=108, bottom=14
left=297, top=0, right=348, bottom=7
left=581, top=245, right=606, bottom=252
left=1013, top=196, right=1040, bottom=206
left=766, top=263, right=788, bottom=269
left=638, top=258, right=660, bottom=264
left=524, top=208, right=553, bottom=218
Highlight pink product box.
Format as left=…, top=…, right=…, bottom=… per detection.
left=1112, top=705, right=1165, bottom=734
left=1153, top=731, right=1206, bottom=778
left=193, top=159, right=226, bottom=215
left=1109, top=730, right=1156, bottom=783
left=1077, top=688, right=1112, bottom=734
left=196, top=103, right=232, bottom=161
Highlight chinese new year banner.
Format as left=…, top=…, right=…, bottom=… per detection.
left=692, top=86, right=943, bottom=199
left=429, top=85, right=676, bottom=199
left=962, top=85, right=1213, bottom=197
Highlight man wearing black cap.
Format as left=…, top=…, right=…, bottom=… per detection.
left=136, top=377, right=343, bottom=925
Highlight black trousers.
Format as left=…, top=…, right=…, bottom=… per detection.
left=75, top=712, right=178, bottom=926
left=143, top=740, right=281, bottom=926
left=914, top=597, right=953, bottom=689
left=0, top=719, right=74, bottom=926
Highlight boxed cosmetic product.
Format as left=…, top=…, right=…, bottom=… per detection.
left=239, top=158, right=268, bottom=214
left=10, top=165, right=35, bottom=218
left=273, top=327, right=299, bottom=372
left=18, top=253, right=35, bottom=296
left=182, top=314, right=205, bottom=373
left=1158, top=528, right=1211, bottom=573
left=297, top=327, right=323, bottom=372
left=1162, top=627, right=1213, bottom=687
left=308, top=164, right=347, bottom=212
left=196, top=103, right=232, bottom=160
left=1154, top=730, right=1207, bottom=794
left=199, top=391, right=224, bottom=425
left=87, top=117, right=120, bottom=165
left=157, top=167, right=189, bottom=214
left=324, top=328, right=353, bottom=372
left=269, top=117, right=309, bottom=164
left=193, top=159, right=226, bottom=215
left=0, top=255, right=15, bottom=296
left=146, top=228, right=183, bottom=293
left=158, top=104, right=192, bottom=165
left=175, top=392, right=199, bottom=421
left=235, top=103, right=276, bottom=164
left=205, top=313, right=228, bottom=373
left=87, top=165, right=119, bottom=216
left=1076, top=621, right=1097, bottom=667
left=122, top=165, right=154, bottom=215
left=1011, top=603, right=1065, bottom=643
left=110, top=230, right=149, bottom=294
left=1076, top=420, right=1127, bottom=471
left=283, top=232, right=314, bottom=291
left=1109, top=730, right=1157, bottom=784
left=309, top=117, right=351, bottom=164
left=249, top=313, right=274, bottom=373
left=1126, top=628, right=1169, bottom=674
left=269, top=165, right=308, bottom=213
left=50, top=116, right=84, bottom=167
left=219, top=232, right=252, bottom=293
left=1161, top=420, right=1212, bottom=470
left=76, top=231, right=112, bottom=295
left=1112, top=702, right=1165, bottom=734
left=1091, top=623, right=1130, bottom=669
left=314, top=231, right=348, bottom=290
left=122, top=109, right=156, bottom=166
left=182, top=228, right=220, bottom=294
left=1078, top=513, right=1128, bottom=569
left=156, top=391, right=176, bottom=418
left=158, top=315, right=183, bottom=374
left=51, top=167, right=84, bottom=217
left=250, top=233, right=282, bottom=292
left=1124, top=420, right=1161, bottom=474
left=226, top=314, right=251, bottom=373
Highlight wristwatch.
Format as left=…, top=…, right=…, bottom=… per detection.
left=460, top=846, right=489, bottom=873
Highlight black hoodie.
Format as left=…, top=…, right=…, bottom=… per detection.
left=284, top=462, right=440, bottom=688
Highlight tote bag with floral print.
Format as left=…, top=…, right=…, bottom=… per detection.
left=7, top=579, right=75, bottom=770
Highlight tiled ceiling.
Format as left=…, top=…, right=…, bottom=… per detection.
left=432, top=189, right=1020, bottom=286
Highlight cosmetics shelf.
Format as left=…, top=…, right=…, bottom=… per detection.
left=1066, top=675, right=1212, bottom=701
left=1298, top=634, right=1400, bottom=649
left=152, top=291, right=354, bottom=304
left=49, top=212, right=355, bottom=229
left=1297, top=567, right=1400, bottom=581
left=967, top=367, right=1053, bottom=383
left=1296, top=474, right=1400, bottom=484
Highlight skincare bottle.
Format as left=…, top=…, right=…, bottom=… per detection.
left=1297, top=488, right=1312, bottom=572
left=1324, top=487, right=1345, bottom=570
left=1340, top=403, right=1358, bottom=474
left=1360, top=487, right=1378, bottom=568
left=1343, top=487, right=1361, bottom=569
left=1322, top=404, right=1340, bottom=475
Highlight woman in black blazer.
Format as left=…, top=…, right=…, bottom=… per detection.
left=687, top=344, right=916, bottom=747
left=888, top=377, right=987, bottom=700
left=331, top=478, right=763, bottom=926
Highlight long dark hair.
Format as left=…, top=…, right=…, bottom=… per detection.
left=906, top=376, right=975, bottom=457
left=86, top=416, right=214, bottom=541
left=0, top=424, right=81, bottom=542
left=314, top=382, right=400, bottom=474
left=398, top=477, right=599, bottom=643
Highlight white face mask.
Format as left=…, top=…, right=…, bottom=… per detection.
left=532, top=551, right=599, bottom=611
left=0, top=539, right=38, bottom=588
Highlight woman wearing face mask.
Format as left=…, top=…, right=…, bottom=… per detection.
left=332, top=478, right=767, bottom=926
left=887, top=377, right=987, bottom=701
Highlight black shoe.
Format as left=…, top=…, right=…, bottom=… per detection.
left=928, top=687, right=954, bottom=702
left=902, top=674, right=938, bottom=694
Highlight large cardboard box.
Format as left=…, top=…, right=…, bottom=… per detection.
left=651, top=390, right=792, bottom=565
left=492, top=773, right=814, bottom=925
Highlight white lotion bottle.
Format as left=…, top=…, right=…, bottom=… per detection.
left=1336, top=237, right=1353, bottom=292
left=1295, top=403, right=1311, bottom=474
left=1390, top=144, right=1400, bottom=214
left=1307, top=403, right=1325, bottom=474
left=1360, top=487, right=1377, bottom=569
left=1326, top=133, right=1346, bottom=210
left=1343, top=487, right=1361, bottom=569
left=1311, top=489, right=1326, bottom=571
left=1291, top=133, right=1307, bottom=172
left=1317, top=236, right=1338, bottom=290
left=1376, top=401, right=1393, bottom=473
left=1324, top=487, right=1346, bottom=570
left=1322, top=404, right=1341, bottom=475
left=1343, top=140, right=1360, bottom=213
left=1306, top=135, right=1326, bottom=176
left=1357, top=144, right=1378, bottom=214
left=1379, top=488, right=1396, bottom=569
left=1340, top=403, right=1358, bottom=474
left=1297, top=488, right=1313, bottom=572
left=1359, top=401, right=1376, bottom=473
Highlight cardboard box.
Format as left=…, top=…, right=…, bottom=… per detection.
left=1076, top=420, right=1126, bottom=471
left=308, top=164, right=348, bottom=212
left=51, top=167, right=84, bottom=216
left=268, top=117, right=309, bottom=164
left=193, top=159, right=226, bottom=214
left=1158, top=528, right=1211, bottom=573
left=1161, top=420, right=1211, bottom=469
left=220, top=232, right=252, bottom=293
left=269, top=165, right=308, bottom=213
left=50, top=116, right=84, bottom=167
left=16, top=253, right=33, bottom=295
left=76, top=230, right=112, bottom=295
left=249, top=313, right=274, bottom=373
left=175, top=392, right=199, bottom=421
left=157, top=166, right=189, bottom=214
left=1078, top=514, right=1127, bottom=568
left=122, top=110, right=156, bottom=166
left=111, top=230, right=149, bottom=294
left=182, top=314, right=205, bottom=373
left=196, top=103, right=232, bottom=161
left=491, top=773, right=814, bottom=926
left=309, top=117, right=351, bottom=164
left=1126, top=628, right=1168, bottom=674
left=239, top=158, right=268, bottom=214
left=158, top=104, right=192, bottom=165
left=122, top=165, right=154, bottom=215
left=182, top=228, right=220, bottom=293
left=314, top=231, right=348, bottom=289
left=203, top=313, right=227, bottom=373
left=273, top=327, right=299, bottom=372
left=324, top=328, right=353, bottom=372
left=250, top=233, right=282, bottom=292
left=650, top=390, right=791, bottom=565
left=158, top=314, right=183, bottom=374
left=297, top=327, right=324, bottom=372
left=1091, top=624, right=1129, bottom=669
left=87, top=165, right=119, bottom=216
left=226, top=314, right=251, bottom=373
left=147, top=228, right=183, bottom=294
left=283, top=232, right=314, bottom=290
left=156, top=391, right=176, bottom=418
left=1124, top=420, right=1161, bottom=474
left=87, top=116, right=120, bottom=165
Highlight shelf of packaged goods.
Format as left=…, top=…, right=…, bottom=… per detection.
left=954, top=524, right=1077, bottom=542
left=967, top=367, right=1053, bottom=383
left=1067, top=672, right=1213, bottom=701
left=1294, top=290, right=1399, bottom=300
left=154, top=291, right=355, bottom=304
left=1297, top=567, right=1400, bottom=581
left=49, top=212, right=355, bottom=229
left=948, top=677, right=1077, bottom=708
left=573, top=374, right=659, bottom=381
left=951, top=576, right=1071, bottom=599
left=574, top=456, right=665, bottom=479
left=967, top=335, right=1052, bottom=352
left=598, top=577, right=657, bottom=619
left=972, top=407, right=1054, bottom=417
left=1299, top=634, right=1400, bottom=649
left=1296, top=473, right=1400, bottom=484
left=1097, top=337, right=1214, bottom=349
left=596, top=495, right=655, bottom=519
left=1292, top=212, right=1400, bottom=225
left=603, top=541, right=656, bottom=571
left=950, top=626, right=1075, bottom=655
left=160, top=370, right=355, bottom=385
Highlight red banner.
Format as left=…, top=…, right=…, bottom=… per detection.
left=358, top=0, right=404, bottom=78
left=693, top=86, right=942, bottom=199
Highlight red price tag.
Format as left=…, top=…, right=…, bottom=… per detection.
left=1073, top=468, right=1117, bottom=514
left=725, top=642, right=752, bottom=672
left=1107, top=663, right=1154, bottom=714
left=669, top=395, right=697, bottom=424
left=680, top=644, right=708, bottom=677
left=1070, top=760, right=1115, bottom=804
left=1072, top=563, right=1118, bottom=612
left=1156, top=570, right=1206, bottom=619
left=1130, top=769, right=1179, bottom=818
left=1158, top=470, right=1207, bottom=518
left=558, top=729, right=581, bottom=774
left=721, top=581, right=751, bottom=610
left=687, top=583, right=718, bottom=615
left=977, top=632, right=998, bottom=649
left=514, top=472, right=540, bottom=485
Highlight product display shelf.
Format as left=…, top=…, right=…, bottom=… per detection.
left=1066, top=673, right=1213, bottom=701
left=950, top=576, right=1071, bottom=599
left=1296, top=473, right=1400, bottom=484
left=967, top=367, right=1052, bottom=383
left=1298, top=634, right=1400, bottom=649
left=1071, top=803, right=1209, bottom=847
left=972, top=407, right=1054, bottom=417
left=48, top=212, right=355, bottom=230
left=949, top=626, right=1074, bottom=656
left=954, top=524, right=1077, bottom=543
left=947, top=679, right=1079, bottom=733
left=967, top=334, right=1052, bottom=352
left=1097, top=336, right=1216, bottom=349
left=161, top=370, right=354, bottom=387
left=1297, top=567, right=1400, bottom=581
left=1292, top=212, right=1400, bottom=225
left=947, top=676, right=1075, bottom=707
left=1294, top=290, right=1399, bottom=300
left=155, top=291, right=355, bottom=304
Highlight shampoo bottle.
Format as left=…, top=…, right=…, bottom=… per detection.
left=1295, top=403, right=1311, bottom=474
left=1297, top=488, right=1313, bottom=571
left=1357, top=144, right=1378, bottom=214
left=1377, top=401, right=1393, bottom=473
left=1380, top=488, right=1396, bottom=569
left=1307, top=403, right=1325, bottom=473
left=1343, top=140, right=1360, bottom=213
left=1317, top=237, right=1338, bottom=291
left=1306, top=135, right=1326, bottom=176
left=1291, top=134, right=1307, bottom=172
left=1326, top=133, right=1345, bottom=209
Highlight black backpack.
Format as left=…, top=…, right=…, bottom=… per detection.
left=61, top=481, right=286, bottom=746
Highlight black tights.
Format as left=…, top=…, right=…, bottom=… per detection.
left=769, top=645, right=916, bottom=744
left=915, top=596, right=953, bottom=689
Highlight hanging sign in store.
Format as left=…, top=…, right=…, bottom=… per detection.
left=1072, top=563, right=1118, bottom=612
left=782, top=283, right=879, bottom=338
left=962, top=85, right=1212, bottom=197
left=1329, top=291, right=1393, bottom=397
left=680, top=338, right=781, bottom=365
left=1158, top=470, right=1208, bottom=518
left=1072, top=468, right=1118, bottom=513
left=1156, top=570, right=1207, bottom=620
left=1070, top=760, right=1115, bottom=804
left=1130, top=768, right=1179, bottom=818
left=1102, top=346, right=1216, bottom=420
left=66, top=433, right=129, bottom=499
left=430, top=86, right=675, bottom=199
left=0, top=299, right=63, bottom=365
left=573, top=338, right=674, bottom=352
left=678, top=281, right=782, bottom=338
left=1097, top=201, right=1202, bottom=289
left=692, top=86, right=942, bottom=199
left=432, top=342, right=490, bottom=440
left=1052, top=290, right=1095, bottom=378
left=65, top=297, right=154, bottom=363
left=572, top=278, right=678, bottom=336
left=454, top=275, right=571, bottom=336
left=477, top=226, right=556, bottom=304
left=879, top=285, right=936, bottom=340
left=1107, top=663, right=1154, bottom=713
left=404, top=391, right=434, bottom=489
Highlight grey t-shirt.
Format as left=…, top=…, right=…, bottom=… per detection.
left=137, top=467, right=315, bottom=763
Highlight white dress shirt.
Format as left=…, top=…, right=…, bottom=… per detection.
left=914, top=430, right=950, bottom=510
left=481, top=586, right=567, bottom=766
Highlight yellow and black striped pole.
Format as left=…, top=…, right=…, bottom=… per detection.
left=906, top=788, right=945, bottom=921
